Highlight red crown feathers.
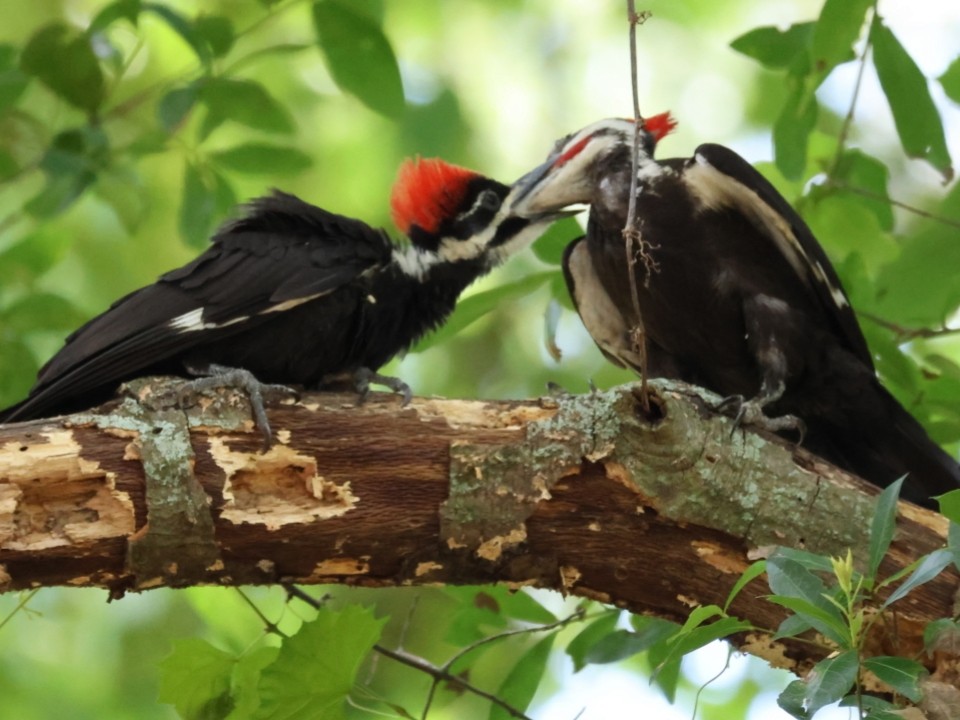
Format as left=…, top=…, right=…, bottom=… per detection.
left=391, top=158, right=480, bottom=236
left=643, top=111, right=678, bottom=142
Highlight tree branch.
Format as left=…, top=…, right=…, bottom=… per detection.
left=0, top=376, right=955, bottom=678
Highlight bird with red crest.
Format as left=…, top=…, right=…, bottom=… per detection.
left=0, top=157, right=568, bottom=443
left=511, top=112, right=960, bottom=509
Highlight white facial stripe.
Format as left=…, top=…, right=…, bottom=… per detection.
left=393, top=246, right=441, bottom=280
left=685, top=156, right=848, bottom=310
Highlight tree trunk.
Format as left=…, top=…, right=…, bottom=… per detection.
left=0, top=376, right=955, bottom=679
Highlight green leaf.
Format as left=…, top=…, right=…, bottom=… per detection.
left=20, top=22, right=105, bottom=114
left=730, top=23, right=813, bottom=70
left=724, top=559, right=766, bottom=612
left=766, top=595, right=848, bottom=647
left=312, top=0, right=404, bottom=118
left=940, top=55, right=960, bottom=104
left=2, top=293, right=86, bottom=333
left=659, top=616, right=753, bottom=668
left=924, top=618, right=960, bottom=656
left=832, top=149, right=894, bottom=231
left=566, top=612, right=620, bottom=671
left=769, top=547, right=835, bottom=574
left=195, top=15, right=234, bottom=58
left=180, top=162, right=217, bottom=248
left=159, top=84, right=199, bottom=133
left=254, top=605, right=386, bottom=720
left=872, top=19, right=953, bottom=182
left=96, top=166, right=147, bottom=232
left=158, top=638, right=235, bottom=720
left=804, top=650, right=859, bottom=716
left=210, top=143, right=312, bottom=175
left=582, top=619, right=676, bottom=667
left=0, top=44, right=29, bottom=110
left=777, top=679, right=809, bottom=719
left=0, top=228, right=72, bottom=285
left=868, top=477, right=903, bottom=581
left=90, top=0, right=141, bottom=32
left=0, top=339, right=39, bottom=409
left=228, top=646, right=279, bottom=719
left=774, top=76, right=818, bottom=180
left=412, top=271, right=554, bottom=352
left=883, top=548, right=954, bottom=608
left=142, top=3, right=212, bottom=68
left=26, top=127, right=108, bottom=218
left=199, top=78, right=294, bottom=136
left=673, top=604, right=723, bottom=637
left=938, top=491, right=960, bottom=525
left=810, top=0, right=871, bottom=81
left=775, top=613, right=813, bottom=641
left=863, top=656, right=926, bottom=702
left=767, top=553, right=848, bottom=643
left=531, top=216, right=582, bottom=266
left=489, top=634, right=556, bottom=720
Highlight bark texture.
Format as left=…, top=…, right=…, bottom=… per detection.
left=0, top=376, right=956, bottom=678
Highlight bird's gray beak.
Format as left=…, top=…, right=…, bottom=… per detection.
left=511, top=155, right=560, bottom=209
left=509, top=150, right=590, bottom=219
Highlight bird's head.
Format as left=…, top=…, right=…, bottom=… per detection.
left=511, top=112, right=677, bottom=216
left=391, top=158, right=573, bottom=265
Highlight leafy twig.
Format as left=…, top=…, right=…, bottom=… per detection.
left=284, top=584, right=548, bottom=720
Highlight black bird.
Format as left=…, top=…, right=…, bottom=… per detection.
left=512, top=115, right=960, bottom=508
left=1, top=158, right=564, bottom=437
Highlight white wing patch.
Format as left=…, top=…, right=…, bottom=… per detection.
left=169, top=292, right=330, bottom=333
left=169, top=308, right=249, bottom=333
left=685, top=154, right=848, bottom=310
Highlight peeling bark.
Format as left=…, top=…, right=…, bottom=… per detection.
left=0, top=377, right=956, bottom=678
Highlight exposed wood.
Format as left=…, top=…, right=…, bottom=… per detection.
left=0, top=376, right=956, bottom=679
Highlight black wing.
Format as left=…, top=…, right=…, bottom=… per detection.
left=2, top=191, right=392, bottom=421
left=691, top=144, right=873, bottom=368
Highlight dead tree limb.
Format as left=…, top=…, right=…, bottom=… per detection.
left=0, top=377, right=955, bottom=678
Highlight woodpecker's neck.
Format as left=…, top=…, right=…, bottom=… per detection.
left=391, top=245, right=492, bottom=284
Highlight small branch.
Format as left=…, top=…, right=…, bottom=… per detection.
left=827, top=181, right=960, bottom=232
left=420, top=607, right=586, bottom=718
left=285, top=585, right=536, bottom=720
left=828, top=2, right=877, bottom=180
left=859, top=311, right=960, bottom=341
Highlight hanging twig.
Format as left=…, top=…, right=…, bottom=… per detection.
left=827, top=181, right=960, bottom=232
left=623, top=1, right=653, bottom=412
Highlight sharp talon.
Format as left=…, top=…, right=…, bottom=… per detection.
left=353, top=367, right=412, bottom=405
left=588, top=379, right=598, bottom=394
left=181, top=363, right=291, bottom=449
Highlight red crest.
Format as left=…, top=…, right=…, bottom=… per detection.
left=391, top=158, right=480, bottom=236
left=643, top=112, right=678, bottom=142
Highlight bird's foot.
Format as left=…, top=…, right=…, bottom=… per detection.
left=181, top=363, right=298, bottom=449
left=353, top=367, right=413, bottom=406
left=713, top=394, right=806, bottom=443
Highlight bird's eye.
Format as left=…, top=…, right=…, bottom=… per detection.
left=479, top=189, right=501, bottom=211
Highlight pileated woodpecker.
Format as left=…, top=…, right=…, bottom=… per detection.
left=512, top=115, right=960, bottom=508
left=1, top=158, right=564, bottom=437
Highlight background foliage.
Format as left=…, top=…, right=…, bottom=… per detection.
left=1, top=0, right=959, bottom=718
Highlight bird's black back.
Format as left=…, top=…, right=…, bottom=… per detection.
left=0, top=191, right=420, bottom=421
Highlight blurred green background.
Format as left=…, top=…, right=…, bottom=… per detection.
left=1, top=0, right=959, bottom=717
